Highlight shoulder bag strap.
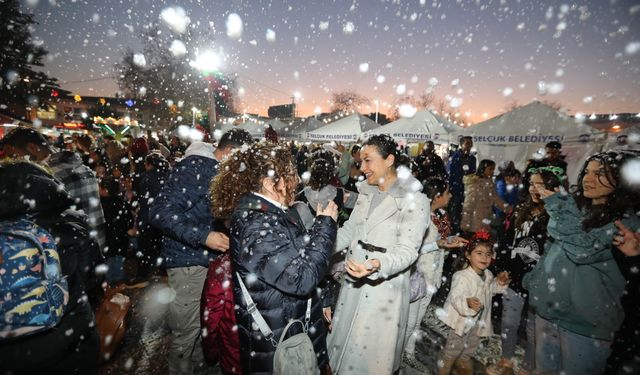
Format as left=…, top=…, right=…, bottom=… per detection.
left=235, top=272, right=277, bottom=345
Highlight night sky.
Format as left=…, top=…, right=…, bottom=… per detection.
left=25, top=0, right=640, bottom=122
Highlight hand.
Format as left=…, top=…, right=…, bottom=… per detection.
left=613, top=220, right=640, bottom=257
left=536, top=185, right=559, bottom=199
left=322, top=307, right=333, bottom=332
left=205, top=232, right=229, bottom=252
left=437, top=236, right=469, bottom=249
left=466, top=297, right=483, bottom=312
left=317, top=201, right=338, bottom=222
left=496, top=271, right=511, bottom=286
left=345, top=259, right=380, bottom=279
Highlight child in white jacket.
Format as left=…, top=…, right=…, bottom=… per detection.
left=437, top=232, right=510, bottom=375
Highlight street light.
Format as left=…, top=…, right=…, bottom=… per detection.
left=192, top=107, right=198, bottom=127
left=191, top=49, right=223, bottom=137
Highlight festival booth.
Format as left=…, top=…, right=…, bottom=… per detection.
left=219, top=117, right=269, bottom=139
left=462, top=101, right=604, bottom=184
left=602, top=125, right=640, bottom=151
left=268, top=118, right=289, bottom=133
left=280, top=117, right=324, bottom=140
left=305, top=114, right=379, bottom=142
left=363, top=109, right=457, bottom=144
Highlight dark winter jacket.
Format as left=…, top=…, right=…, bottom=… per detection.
left=135, top=167, right=169, bottom=230
left=0, top=160, right=99, bottom=374
left=416, top=151, right=447, bottom=182
left=101, top=194, right=133, bottom=258
left=447, top=150, right=476, bottom=196
left=606, top=250, right=640, bottom=374
left=496, top=208, right=549, bottom=296
left=149, top=149, right=219, bottom=268
left=230, top=193, right=337, bottom=375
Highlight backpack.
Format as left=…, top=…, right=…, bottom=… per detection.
left=0, top=218, right=69, bottom=339
left=236, top=273, right=319, bottom=375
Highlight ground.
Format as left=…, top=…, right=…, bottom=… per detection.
left=99, top=279, right=524, bottom=374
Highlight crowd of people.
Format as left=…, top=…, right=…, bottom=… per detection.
left=0, top=125, right=638, bottom=375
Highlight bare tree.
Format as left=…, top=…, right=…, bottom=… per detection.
left=330, top=90, right=370, bottom=113
left=115, top=25, right=237, bottom=129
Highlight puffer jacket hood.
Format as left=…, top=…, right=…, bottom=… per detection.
left=0, top=159, right=73, bottom=218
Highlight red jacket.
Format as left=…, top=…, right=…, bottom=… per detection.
left=201, top=253, right=241, bottom=374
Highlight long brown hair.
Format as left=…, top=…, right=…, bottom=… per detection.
left=210, top=142, right=296, bottom=218
left=574, top=151, right=639, bottom=231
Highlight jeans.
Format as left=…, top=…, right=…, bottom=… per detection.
left=534, top=314, right=612, bottom=375
left=500, top=288, right=535, bottom=370
left=106, top=255, right=126, bottom=285
left=167, top=266, right=208, bottom=375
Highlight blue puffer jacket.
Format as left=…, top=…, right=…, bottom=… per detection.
left=149, top=152, right=219, bottom=268
left=231, top=193, right=337, bottom=375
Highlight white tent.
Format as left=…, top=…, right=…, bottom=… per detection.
left=219, top=119, right=268, bottom=139
left=363, top=110, right=455, bottom=144
left=268, top=118, right=289, bottom=133
left=280, top=117, right=324, bottom=140
left=602, top=125, right=640, bottom=151
left=462, top=101, right=604, bottom=184
left=305, top=114, right=379, bottom=142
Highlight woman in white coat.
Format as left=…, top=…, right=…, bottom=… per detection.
left=326, top=135, right=430, bottom=374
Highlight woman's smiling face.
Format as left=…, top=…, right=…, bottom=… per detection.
left=359, top=144, right=393, bottom=186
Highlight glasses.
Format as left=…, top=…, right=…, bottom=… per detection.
left=528, top=166, right=566, bottom=181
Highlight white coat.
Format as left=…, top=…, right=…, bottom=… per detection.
left=416, top=218, right=446, bottom=296
left=437, top=266, right=507, bottom=337
left=327, top=175, right=430, bottom=374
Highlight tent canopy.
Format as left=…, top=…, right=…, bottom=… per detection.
left=363, top=109, right=456, bottom=144
left=280, top=117, right=324, bottom=140
left=268, top=118, right=289, bottom=133
left=305, top=114, right=379, bottom=142
left=602, top=125, right=640, bottom=151
left=219, top=119, right=267, bottom=139
left=462, top=101, right=604, bottom=184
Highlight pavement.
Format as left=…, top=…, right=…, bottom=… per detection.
left=100, top=279, right=524, bottom=375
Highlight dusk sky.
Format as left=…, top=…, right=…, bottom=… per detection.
left=25, top=0, right=640, bottom=122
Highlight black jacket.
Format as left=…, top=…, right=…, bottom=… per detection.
left=101, top=194, right=133, bottom=257
left=230, top=194, right=337, bottom=374
left=0, top=160, right=99, bottom=374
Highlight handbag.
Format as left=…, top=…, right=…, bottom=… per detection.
left=236, top=273, right=319, bottom=375
left=409, top=267, right=427, bottom=302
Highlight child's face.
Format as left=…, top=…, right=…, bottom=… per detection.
left=467, top=244, right=493, bottom=274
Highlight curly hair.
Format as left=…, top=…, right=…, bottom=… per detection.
left=362, top=134, right=400, bottom=167
left=210, top=142, right=296, bottom=219
left=306, top=149, right=336, bottom=190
